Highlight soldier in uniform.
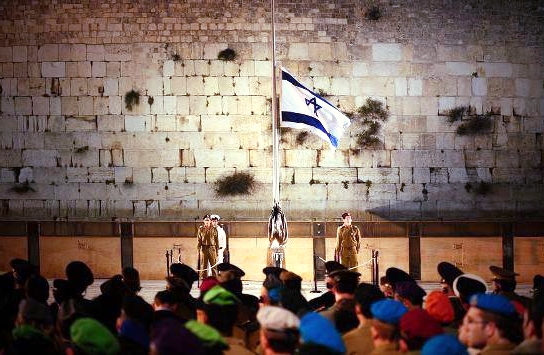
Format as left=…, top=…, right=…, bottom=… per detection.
left=335, top=212, right=361, bottom=271
left=211, top=214, right=227, bottom=264
left=197, top=215, right=219, bottom=279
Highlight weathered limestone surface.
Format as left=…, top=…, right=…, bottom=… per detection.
left=0, top=0, right=542, bottom=221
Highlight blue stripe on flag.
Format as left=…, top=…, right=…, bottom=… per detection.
left=281, top=111, right=338, bottom=147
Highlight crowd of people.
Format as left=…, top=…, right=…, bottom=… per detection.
left=0, top=255, right=543, bottom=354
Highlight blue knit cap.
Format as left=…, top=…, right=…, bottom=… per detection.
left=371, top=298, right=408, bottom=324
left=299, top=312, right=346, bottom=354
left=422, top=334, right=468, bottom=355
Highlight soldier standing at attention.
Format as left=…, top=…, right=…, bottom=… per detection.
left=335, top=212, right=361, bottom=271
left=197, top=214, right=219, bottom=279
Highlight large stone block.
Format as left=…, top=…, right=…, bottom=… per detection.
left=372, top=44, right=402, bottom=61
left=41, top=62, right=65, bottom=78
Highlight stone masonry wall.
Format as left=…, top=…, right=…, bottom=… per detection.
left=0, top=0, right=542, bottom=221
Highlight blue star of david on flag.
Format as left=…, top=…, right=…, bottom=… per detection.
left=305, top=97, right=322, bottom=115
left=280, top=68, right=351, bottom=148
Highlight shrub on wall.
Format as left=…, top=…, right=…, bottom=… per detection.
left=353, top=98, right=390, bottom=148
left=214, top=172, right=255, bottom=197
left=124, top=90, right=140, bottom=111
left=446, top=106, right=493, bottom=135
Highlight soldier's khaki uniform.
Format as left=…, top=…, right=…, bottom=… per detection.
left=197, top=225, right=219, bottom=278
left=335, top=224, right=361, bottom=270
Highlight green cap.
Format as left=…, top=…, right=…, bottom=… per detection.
left=185, top=320, right=228, bottom=349
left=70, top=317, right=120, bottom=355
left=203, top=285, right=239, bottom=306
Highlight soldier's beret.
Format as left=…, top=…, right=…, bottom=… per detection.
left=170, top=263, right=198, bottom=283
left=437, top=262, right=464, bottom=286
left=371, top=299, right=408, bottom=324
left=385, top=267, right=414, bottom=290
left=453, top=273, right=487, bottom=304
left=341, top=212, right=351, bottom=219
left=489, top=265, right=519, bottom=281
left=469, top=293, right=516, bottom=316
left=329, top=269, right=361, bottom=283
left=324, top=261, right=347, bottom=275
left=217, top=262, right=245, bottom=278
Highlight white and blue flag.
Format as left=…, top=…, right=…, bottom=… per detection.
left=281, top=68, right=351, bottom=148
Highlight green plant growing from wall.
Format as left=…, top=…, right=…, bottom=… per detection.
left=214, top=171, right=255, bottom=197
left=296, top=131, right=309, bottom=145
left=446, top=106, right=493, bottom=135
left=353, top=98, right=390, bottom=148
left=218, top=48, right=237, bottom=61
left=124, top=90, right=140, bottom=111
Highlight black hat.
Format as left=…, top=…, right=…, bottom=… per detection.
left=10, top=258, right=35, bottom=284
left=385, top=267, right=414, bottom=290
left=489, top=265, right=519, bottom=281
left=324, top=261, right=347, bottom=275
left=170, top=263, right=198, bottom=284
left=329, top=269, right=361, bottom=283
left=437, top=262, right=464, bottom=286
left=217, top=262, right=245, bottom=278
left=65, top=261, right=94, bottom=293
left=263, top=266, right=286, bottom=277
left=263, top=266, right=286, bottom=290
left=341, top=212, right=351, bottom=219
left=453, top=273, right=487, bottom=304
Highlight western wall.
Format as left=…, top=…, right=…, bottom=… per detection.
left=0, top=0, right=542, bottom=280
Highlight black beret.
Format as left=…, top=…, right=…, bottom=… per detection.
left=65, top=261, right=94, bottom=289
left=217, top=262, right=245, bottom=278
left=385, top=267, right=414, bottom=290
left=329, top=269, right=361, bottom=283
left=263, top=266, right=286, bottom=277
left=533, top=274, right=544, bottom=292
left=324, top=261, right=347, bottom=275
left=170, top=263, right=198, bottom=283
left=489, top=265, right=519, bottom=281
left=437, top=262, right=464, bottom=286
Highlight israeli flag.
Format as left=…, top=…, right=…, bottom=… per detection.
left=281, top=68, right=351, bottom=148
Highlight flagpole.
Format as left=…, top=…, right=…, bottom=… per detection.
left=270, top=0, right=280, bottom=204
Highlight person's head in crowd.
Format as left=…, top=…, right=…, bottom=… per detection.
left=424, top=290, right=455, bottom=326
left=25, top=274, right=50, bottom=303
left=329, top=269, right=360, bottom=299
left=458, top=293, right=523, bottom=350
left=210, top=214, right=220, bottom=227
left=399, top=308, right=444, bottom=351
left=122, top=266, right=141, bottom=295
left=489, top=265, right=519, bottom=294
left=453, top=273, right=487, bottom=305
left=11, top=323, right=57, bottom=355
left=437, top=262, right=464, bottom=296
left=280, top=270, right=302, bottom=291
left=153, top=289, right=177, bottom=312
left=533, top=274, right=544, bottom=300
left=151, top=317, right=205, bottom=355
left=196, top=285, right=240, bottom=337
left=370, top=299, right=408, bottom=349
left=324, top=261, right=347, bottom=291
left=185, top=319, right=227, bottom=354
left=520, top=296, right=544, bottom=343
left=11, top=258, right=35, bottom=289
left=257, top=305, right=300, bottom=354
left=169, top=263, right=198, bottom=289
left=385, top=267, right=414, bottom=292
left=70, top=317, right=120, bottom=355
left=16, top=297, right=54, bottom=335
left=261, top=266, right=286, bottom=306
left=354, top=282, right=385, bottom=322
left=299, top=312, right=346, bottom=355
left=99, top=274, right=127, bottom=304
left=394, top=280, right=426, bottom=309
left=217, top=269, right=243, bottom=295
left=165, top=275, right=190, bottom=300
left=379, top=275, right=394, bottom=298
left=65, top=261, right=94, bottom=297
left=116, top=295, right=154, bottom=353
left=422, top=334, right=468, bottom=355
